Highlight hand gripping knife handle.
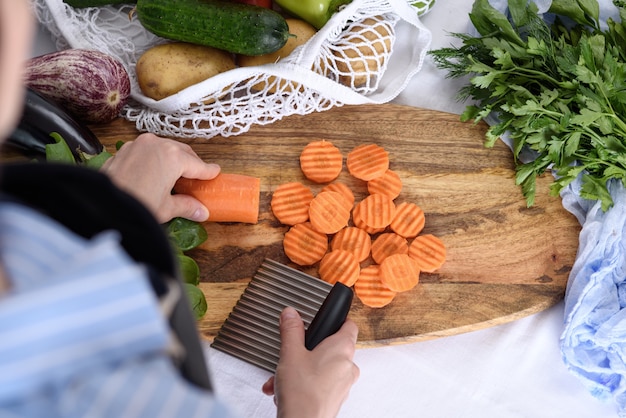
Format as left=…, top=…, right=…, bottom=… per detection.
left=304, top=282, right=353, bottom=350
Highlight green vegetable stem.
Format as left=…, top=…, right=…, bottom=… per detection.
left=429, top=0, right=626, bottom=211
left=274, top=0, right=353, bottom=29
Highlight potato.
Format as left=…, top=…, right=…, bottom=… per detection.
left=136, top=42, right=236, bottom=100
left=332, top=17, right=393, bottom=88
left=237, top=19, right=317, bottom=93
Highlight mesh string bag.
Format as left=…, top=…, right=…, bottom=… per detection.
left=32, top=0, right=434, bottom=139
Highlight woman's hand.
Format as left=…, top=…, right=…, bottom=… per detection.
left=101, top=133, right=220, bottom=223
left=262, top=307, right=360, bottom=418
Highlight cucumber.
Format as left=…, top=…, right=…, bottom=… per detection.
left=135, top=0, right=291, bottom=56
left=63, top=0, right=136, bottom=7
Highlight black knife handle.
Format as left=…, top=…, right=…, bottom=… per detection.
left=304, top=282, right=353, bottom=350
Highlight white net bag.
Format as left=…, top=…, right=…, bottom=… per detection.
left=32, top=0, right=434, bottom=139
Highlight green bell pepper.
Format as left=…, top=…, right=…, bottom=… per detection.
left=274, top=0, right=353, bottom=29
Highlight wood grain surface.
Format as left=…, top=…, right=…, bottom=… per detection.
left=84, top=103, right=580, bottom=347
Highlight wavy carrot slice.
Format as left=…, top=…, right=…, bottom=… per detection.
left=354, top=193, right=396, bottom=229
left=331, top=226, right=372, bottom=262
left=367, top=169, right=402, bottom=199
left=370, top=232, right=409, bottom=264
left=354, top=265, right=397, bottom=308
left=270, top=182, right=314, bottom=225
left=308, top=190, right=351, bottom=234
left=318, top=249, right=360, bottom=286
left=322, top=182, right=355, bottom=209
left=346, top=143, right=389, bottom=181
left=408, top=234, right=447, bottom=273
left=283, top=222, right=329, bottom=266
left=352, top=201, right=385, bottom=234
left=299, top=139, right=343, bottom=183
left=379, top=253, right=421, bottom=292
left=174, top=173, right=260, bottom=224
left=390, top=201, right=426, bottom=238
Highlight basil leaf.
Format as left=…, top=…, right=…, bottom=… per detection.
left=178, top=254, right=200, bottom=285
left=166, top=217, right=208, bottom=251
left=185, top=283, right=207, bottom=320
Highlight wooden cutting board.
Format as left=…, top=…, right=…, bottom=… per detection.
left=83, top=103, right=580, bottom=347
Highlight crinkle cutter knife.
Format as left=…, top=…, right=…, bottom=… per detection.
left=211, top=258, right=353, bottom=373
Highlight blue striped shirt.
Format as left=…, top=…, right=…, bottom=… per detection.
left=0, top=202, right=237, bottom=417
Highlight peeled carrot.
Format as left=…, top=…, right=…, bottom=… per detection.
left=331, top=226, right=371, bottom=262
left=390, top=202, right=426, bottom=238
left=322, top=182, right=355, bottom=209
left=408, top=234, right=446, bottom=273
left=352, top=202, right=385, bottom=234
left=308, top=190, right=351, bottom=234
left=174, top=173, right=260, bottom=224
left=270, top=182, right=314, bottom=225
left=370, top=232, right=409, bottom=264
left=346, top=143, right=389, bottom=181
left=354, top=265, right=397, bottom=308
left=379, top=253, right=421, bottom=292
left=367, top=169, right=402, bottom=199
left=283, top=222, right=329, bottom=266
left=299, top=140, right=343, bottom=183
left=354, top=193, right=396, bottom=230
left=318, top=249, right=360, bottom=286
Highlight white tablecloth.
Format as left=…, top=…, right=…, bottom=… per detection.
left=32, top=1, right=619, bottom=416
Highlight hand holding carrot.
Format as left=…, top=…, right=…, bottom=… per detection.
left=262, top=307, right=360, bottom=418
left=101, top=133, right=221, bottom=223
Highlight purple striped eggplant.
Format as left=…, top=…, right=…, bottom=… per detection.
left=24, top=49, right=131, bottom=124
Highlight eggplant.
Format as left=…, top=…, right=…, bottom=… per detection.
left=7, top=87, right=104, bottom=159
left=25, top=49, right=131, bottom=124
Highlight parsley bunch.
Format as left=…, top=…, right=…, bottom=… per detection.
left=430, top=0, right=626, bottom=211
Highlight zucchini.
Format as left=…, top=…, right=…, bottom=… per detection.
left=63, top=0, right=136, bottom=7
left=135, top=0, right=291, bottom=56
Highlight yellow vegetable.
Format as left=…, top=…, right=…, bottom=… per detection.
left=136, top=42, right=236, bottom=100
left=333, top=17, right=393, bottom=88
left=237, top=19, right=317, bottom=93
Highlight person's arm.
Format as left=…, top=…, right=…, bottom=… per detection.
left=100, top=133, right=220, bottom=223
left=262, top=306, right=360, bottom=418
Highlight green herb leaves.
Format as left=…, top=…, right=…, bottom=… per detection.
left=166, top=217, right=209, bottom=319
left=430, top=0, right=626, bottom=211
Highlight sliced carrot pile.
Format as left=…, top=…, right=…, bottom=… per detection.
left=408, top=234, right=447, bottom=273
left=283, top=222, right=329, bottom=266
left=379, top=253, right=421, bottom=292
left=308, top=191, right=351, bottom=234
left=299, top=139, right=343, bottom=183
left=331, top=226, right=371, bottom=262
left=351, top=203, right=386, bottom=235
left=371, top=232, right=408, bottom=264
left=269, top=140, right=447, bottom=308
left=322, top=182, right=355, bottom=209
left=270, top=182, right=314, bottom=225
left=174, top=173, right=260, bottom=224
left=390, top=202, right=425, bottom=238
left=318, top=249, right=360, bottom=286
left=354, top=265, right=397, bottom=308
left=346, top=143, right=389, bottom=181
left=367, top=169, right=402, bottom=199
left=354, top=193, right=396, bottom=229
